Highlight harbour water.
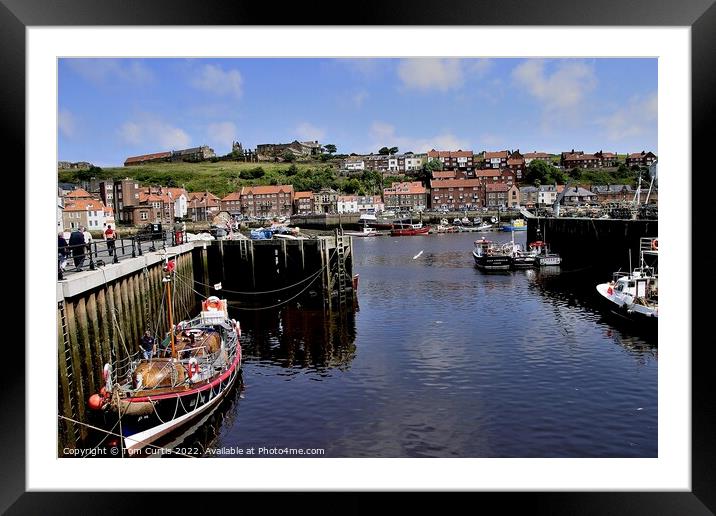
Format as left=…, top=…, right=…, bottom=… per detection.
left=209, top=231, right=657, bottom=457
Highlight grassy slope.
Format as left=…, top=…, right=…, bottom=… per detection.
left=59, top=161, right=338, bottom=198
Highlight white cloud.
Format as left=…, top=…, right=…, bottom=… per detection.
left=512, top=60, right=597, bottom=118
left=66, top=59, right=153, bottom=85
left=352, top=90, right=369, bottom=107
left=480, top=133, right=503, bottom=148
left=117, top=115, right=191, bottom=149
left=207, top=121, right=237, bottom=147
left=191, top=64, right=243, bottom=99
left=295, top=122, right=325, bottom=141
left=58, top=108, right=76, bottom=138
left=397, top=58, right=465, bottom=92
left=598, top=93, right=657, bottom=141
left=369, top=121, right=470, bottom=154
left=469, top=59, right=493, bottom=76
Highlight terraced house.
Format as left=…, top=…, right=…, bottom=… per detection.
left=427, top=150, right=475, bottom=173
left=383, top=181, right=427, bottom=211
left=429, top=178, right=483, bottom=211
left=238, top=185, right=295, bottom=218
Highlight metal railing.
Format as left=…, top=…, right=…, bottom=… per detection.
left=58, top=230, right=184, bottom=280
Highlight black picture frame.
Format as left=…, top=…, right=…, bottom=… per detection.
left=6, top=0, right=712, bottom=513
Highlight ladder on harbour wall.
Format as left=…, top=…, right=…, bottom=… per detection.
left=335, top=233, right=349, bottom=308
left=58, top=301, right=82, bottom=448
left=239, top=238, right=249, bottom=261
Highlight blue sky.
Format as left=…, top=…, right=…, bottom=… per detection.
left=58, top=58, right=657, bottom=166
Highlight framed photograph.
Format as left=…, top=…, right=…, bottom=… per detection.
left=8, top=0, right=712, bottom=512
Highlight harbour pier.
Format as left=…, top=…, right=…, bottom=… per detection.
left=56, top=235, right=354, bottom=451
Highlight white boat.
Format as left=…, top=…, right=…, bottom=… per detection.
left=596, top=238, right=658, bottom=326
left=344, top=226, right=379, bottom=237
left=528, top=240, right=562, bottom=266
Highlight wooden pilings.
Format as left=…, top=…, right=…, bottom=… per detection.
left=57, top=250, right=195, bottom=451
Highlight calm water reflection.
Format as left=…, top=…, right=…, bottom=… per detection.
left=209, top=231, right=657, bottom=457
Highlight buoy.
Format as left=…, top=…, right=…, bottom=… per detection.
left=88, top=394, right=103, bottom=410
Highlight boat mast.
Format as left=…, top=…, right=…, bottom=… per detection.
left=163, top=255, right=176, bottom=359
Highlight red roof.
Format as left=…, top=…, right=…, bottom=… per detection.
left=294, top=191, right=313, bottom=199
left=475, top=169, right=502, bottom=178
left=524, top=152, right=551, bottom=159
left=507, top=158, right=524, bottom=165
left=432, top=171, right=457, bottom=179
left=485, top=150, right=509, bottom=159
left=65, top=188, right=94, bottom=198
left=63, top=199, right=106, bottom=211
left=139, top=192, right=173, bottom=203
left=221, top=192, right=242, bottom=201
left=240, top=185, right=294, bottom=196
left=429, top=179, right=482, bottom=189
left=384, top=181, right=426, bottom=195
left=427, top=149, right=473, bottom=158
left=124, top=151, right=171, bottom=164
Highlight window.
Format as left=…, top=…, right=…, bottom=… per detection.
left=140, top=212, right=148, bottom=221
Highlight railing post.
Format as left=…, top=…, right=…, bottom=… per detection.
left=89, top=242, right=96, bottom=270
left=132, top=238, right=138, bottom=258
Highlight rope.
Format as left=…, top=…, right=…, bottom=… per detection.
left=57, top=415, right=196, bottom=458
left=174, top=248, right=337, bottom=296
left=101, top=268, right=131, bottom=359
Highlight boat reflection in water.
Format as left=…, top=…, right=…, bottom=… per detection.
left=524, top=266, right=657, bottom=352
left=229, top=304, right=358, bottom=370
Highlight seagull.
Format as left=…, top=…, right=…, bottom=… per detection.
left=413, top=250, right=424, bottom=260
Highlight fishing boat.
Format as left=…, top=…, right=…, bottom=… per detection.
left=391, top=222, right=430, bottom=236
left=595, top=237, right=658, bottom=327
left=472, top=237, right=513, bottom=271
left=344, top=225, right=380, bottom=237
left=528, top=240, right=562, bottom=266
left=87, top=255, right=242, bottom=454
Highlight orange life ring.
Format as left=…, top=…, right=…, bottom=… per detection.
left=651, top=239, right=658, bottom=251
left=205, top=296, right=221, bottom=310
left=188, top=359, right=199, bottom=378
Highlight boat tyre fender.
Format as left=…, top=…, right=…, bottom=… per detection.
left=188, top=358, right=200, bottom=380
left=651, top=239, right=658, bottom=251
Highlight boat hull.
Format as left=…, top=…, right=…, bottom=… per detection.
left=595, top=283, right=658, bottom=329
left=117, top=359, right=241, bottom=453
left=391, top=227, right=430, bottom=236
left=472, top=250, right=512, bottom=270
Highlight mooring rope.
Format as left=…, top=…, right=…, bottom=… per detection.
left=175, top=248, right=337, bottom=296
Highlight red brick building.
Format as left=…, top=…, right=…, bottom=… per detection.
left=429, top=179, right=483, bottom=210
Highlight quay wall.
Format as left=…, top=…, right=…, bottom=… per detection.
left=526, top=216, right=658, bottom=274
left=57, top=245, right=196, bottom=451
left=57, top=237, right=353, bottom=451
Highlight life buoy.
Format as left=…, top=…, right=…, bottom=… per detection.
left=651, top=239, right=658, bottom=251
left=188, top=358, right=200, bottom=379
left=205, top=296, right=221, bottom=310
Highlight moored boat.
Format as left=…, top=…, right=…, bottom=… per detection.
left=595, top=237, right=658, bottom=327
left=501, top=218, right=527, bottom=231
left=472, top=237, right=513, bottom=271
left=528, top=240, right=562, bottom=266
left=391, top=223, right=430, bottom=236
left=87, top=256, right=242, bottom=454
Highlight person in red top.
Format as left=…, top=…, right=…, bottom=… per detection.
left=104, top=224, right=117, bottom=256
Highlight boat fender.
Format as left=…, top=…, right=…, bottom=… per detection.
left=188, top=358, right=200, bottom=380
left=88, top=394, right=104, bottom=410
left=651, top=239, right=658, bottom=251
left=103, top=363, right=112, bottom=391
left=135, top=373, right=143, bottom=391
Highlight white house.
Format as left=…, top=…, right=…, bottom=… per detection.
left=166, top=187, right=189, bottom=219
left=538, top=185, right=559, bottom=206
left=337, top=195, right=359, bottom=214
left=344, top=160, right=365, bottom=172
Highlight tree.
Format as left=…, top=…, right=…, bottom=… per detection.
left=524, top=160, right=552, bottom=185
left=388, top=147, right=399, bottom=155
left=285, top=164, right=299, bottom=176
left=324, top=144, right=337, bottom=155
left=378, top=147, right=390, bottom=155
left=426, top=159, right=443, bottom=172
left=282, top=150, right=296, bottom=162
left=568, top=167, right=582, bottom=179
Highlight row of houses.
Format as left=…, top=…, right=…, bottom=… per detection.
left=341, top=148, right=657, bottom=180
left=519, top=184, right=658, bottom=208
left=124, top=146, right=216, bottom=166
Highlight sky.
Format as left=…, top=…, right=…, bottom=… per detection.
left=58, top=58, right=657, bottom=167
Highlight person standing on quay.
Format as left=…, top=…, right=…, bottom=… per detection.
left=68, top=227, right=86, bottom=271
left=104, top=224, right=117, bottom=256
left=58, top=231, right=69, bottom=275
